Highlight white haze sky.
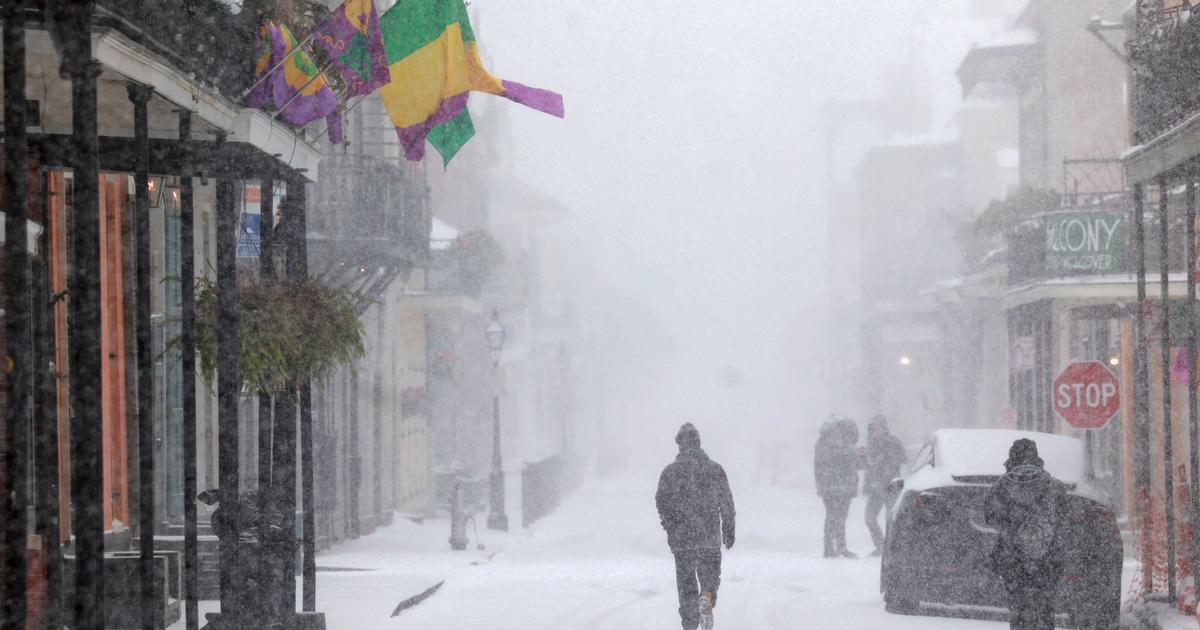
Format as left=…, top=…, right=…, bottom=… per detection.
left=456, top=0, right=1010, bottom=478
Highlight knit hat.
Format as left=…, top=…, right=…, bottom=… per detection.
left=1004, top=438, right=1044, bottom=470
left=675, top=423, right=701, bottom=448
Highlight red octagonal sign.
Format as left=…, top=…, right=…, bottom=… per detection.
left=1052, top=361, right=1120, bottom=430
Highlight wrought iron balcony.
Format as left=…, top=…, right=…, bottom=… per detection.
left=308, top=154, right=432, bottom=305
left=1006, top=191, right=1188, bottom=286
left=1128, top=1, right=1200, bottom=144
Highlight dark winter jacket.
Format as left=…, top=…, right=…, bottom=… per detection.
left=814, top=424, right=859, bottom=499
left=656, top=447, right=736, bottom=552
left=983, top=463, right=1068, bottom=579
left=863, top=431, right=906, bottom=496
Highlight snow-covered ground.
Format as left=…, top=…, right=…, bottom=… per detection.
left=310, top=476, right=1012, bottom=629
left=167, top=473, right=1200, bottom=628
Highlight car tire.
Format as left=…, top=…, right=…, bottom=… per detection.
left=1070, top=608, right=1119, bottom=630
left=884, top=588, right=919, bottom=615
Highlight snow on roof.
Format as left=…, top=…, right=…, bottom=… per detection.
left=881, top=131, right=960, bottom=148
left=430, top=217, right=460, bottom=250
left=978, top=27, right=1037, bottom=50
left=933, top=429, right=1085, bottom=485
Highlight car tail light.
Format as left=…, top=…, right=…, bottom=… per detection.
left=915, top=491, right=945, bottom=509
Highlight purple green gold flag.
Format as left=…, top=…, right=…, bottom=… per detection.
left=247, top=22, right=276, bottom=109
left=313, top=0, right=390, bottom=97
left=378, top=0, right=564, bottom=164
left=272, top=23, right=339, bottom=127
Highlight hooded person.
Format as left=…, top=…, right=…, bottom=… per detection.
left=656, top=423, right=736, bottom=630
left=863, top=415, right=907, bottom=555
left=983, top=438, right=1068, bottom=630
left=815, top=416, right=861, bottom=558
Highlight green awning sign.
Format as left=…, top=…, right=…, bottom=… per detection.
left=1045, top=212, right=1126, bottom=274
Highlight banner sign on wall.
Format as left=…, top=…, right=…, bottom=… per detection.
left=1045, top=212, right=1127, bottom=274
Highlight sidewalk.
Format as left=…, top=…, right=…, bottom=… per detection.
left=303, top=513, right=531, bottom=628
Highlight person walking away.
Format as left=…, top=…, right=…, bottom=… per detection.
left=863, top=415, right=907, bottom=556
left=814, top=418, right=860, bottom=558
left=983, top=439, right=1067, bottom=630
left=656, top=423, right=736, bottom=630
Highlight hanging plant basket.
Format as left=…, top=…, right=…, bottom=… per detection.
left=194, top=277, right=366, bottom=394
left=450, top=229, right=504, bottom=297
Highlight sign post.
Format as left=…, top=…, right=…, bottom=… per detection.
left=1052, top=361, right=1121, bottom=430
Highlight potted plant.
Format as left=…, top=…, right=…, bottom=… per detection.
left=194, top=277, right=365, bottom=394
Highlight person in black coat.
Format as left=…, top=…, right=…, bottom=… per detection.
left=656, top=423, right=736, bottom=630
left=983, top=439, right=1068, bottom=630
left=863, top=415, right=906, bottom=555
left=814, top=417, right=860, bottom=558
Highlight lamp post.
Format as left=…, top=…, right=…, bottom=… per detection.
left=485, top=310, right=509, bottom=531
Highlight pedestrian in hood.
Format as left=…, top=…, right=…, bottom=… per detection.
left=983, top=438, right=1068, bottom=630
left=656, top=423, right=736, bottom=630
left=814, top=417, right=861, bottom=558
left=863, top=415, right=906, bottom=556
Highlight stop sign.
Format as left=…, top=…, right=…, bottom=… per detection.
left=1052, top=361, right=1120, bottom=429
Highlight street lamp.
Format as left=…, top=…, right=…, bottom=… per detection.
left=485, top=310, right=509, bottom=531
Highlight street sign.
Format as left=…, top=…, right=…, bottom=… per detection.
left=1052, top=361, right=1120, bottom=430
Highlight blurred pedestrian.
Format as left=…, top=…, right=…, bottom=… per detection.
left=815, top=417, right=860, bottom=558
left=984, top=439, right=1067, bottom=630
left=656, top=423, right=736, bottom=630
left=863, top=415, right=906, bottom=556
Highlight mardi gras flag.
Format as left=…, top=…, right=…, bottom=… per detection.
left=248, top=22, right=342, bottom=142
left=313, top=0, right=390, bottom=97
left=378, top=0, right=564, bottom=164
left=273, top=23, right=340, bottom=127
left=248, top=22, right=277, bottom=109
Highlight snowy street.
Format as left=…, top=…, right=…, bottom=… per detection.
left=312, top=477, right=1013, bottom=630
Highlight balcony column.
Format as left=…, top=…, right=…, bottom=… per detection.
left=1157, top=175, right=1177, bottom=600
left=47, top=1, right=106, bottom=626
left=1132, top=182, right=1154, bottom=590
left=1185, top=174, right=1200, bottom=588
left=177, top=110, right=200, bottom=630
left=289, top=176, right=318, bottom=612
left=2, top=2, right=31, bottom=628
left=214, top=134, right=241, bottom=615
left=126, top=80, right=158, bottom=630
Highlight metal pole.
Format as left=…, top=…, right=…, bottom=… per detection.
left=1185, top=177, right=1200, bottom=590
left=237, top=31, right=318, bottom=103
left=127, top=81, right=158, bottom=630
left=487, top=393, right=508, bottom=531
left=32, top=168, right=62, bottom=630
left=300, top=382, right=316, bottom=611
left=348, top=373, right=360, bottom=537
left=270, top=59, right=337, bottom=122
left=178, top=110, right=200, bottom=630
left=215, top=144, right=240, bottom=614
left=258, top=179, right=274, bottom=537
left=1134, top=182, right=1155, bottom=590
left=2, top=2, right=31, bottom=627
left=1158, top=175, right=1177, bottom=600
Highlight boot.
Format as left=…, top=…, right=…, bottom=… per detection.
left=699, top=591, right=714, bottom=630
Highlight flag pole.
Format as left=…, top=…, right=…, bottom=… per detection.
left=271, top=58, right=339, bottom=121
left=238, top=30, right=319, bottom=103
